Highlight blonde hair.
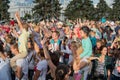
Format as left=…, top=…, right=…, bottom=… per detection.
left=71, top=41, right=83, bottom=55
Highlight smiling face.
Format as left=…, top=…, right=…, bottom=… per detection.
left=52, top=32, right=59, bottom=40
left=101, top=47, right=107, bottom=55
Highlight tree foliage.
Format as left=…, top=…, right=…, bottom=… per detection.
left=0, top=0, right=10, bottom=20
left=65, top=0, right=94, bottom=20
left=65, top=0, right=113, bottom=21
left=95, top=0, right=111, bottom=20
left=112, top=0, right=120, bottom=20
left=33, top=0, right=61, bottom=20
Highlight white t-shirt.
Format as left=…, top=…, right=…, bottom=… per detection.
left=0, top=58, right=11, bottom=80
left=16, top=59, right=28, bottom=80
left=37, top=60, right=48, bottom=80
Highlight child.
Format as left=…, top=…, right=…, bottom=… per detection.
left=10, top=12, right=29, bottom=71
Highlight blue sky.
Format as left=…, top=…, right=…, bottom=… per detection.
left=10, top=0, right=114, bottom=6
left=92, top=0, right=114, bottom=6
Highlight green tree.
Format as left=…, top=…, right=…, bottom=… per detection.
left=23, top=13, right=32, bottom=20
left=65, top=0, right=95, bottom=20
left=95, top=0, right=111, bottom=20
left=81, top=0, right=95, bottom=20
left=0, top=0, right=10, bottom=20
left=112, top=0, right=120, bottom=20
left=33, top=0, right=61, bottom=20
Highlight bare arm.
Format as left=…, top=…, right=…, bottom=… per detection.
left=41, top=38, right=56, bottom=76
left=15, top=12, right=23, bottom=31
left=41, top=38, right=51, bottom=60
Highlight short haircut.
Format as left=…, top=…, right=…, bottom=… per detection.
left=81, top=26, right=90, bottom=36
left=53, top=31, right=60, bottom=37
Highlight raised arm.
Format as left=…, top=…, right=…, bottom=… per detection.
left=41, top=38, right=51, bottom=60
left=41, top=38, right=56, bottom=74
left=15, top=12, right=23, bottom=31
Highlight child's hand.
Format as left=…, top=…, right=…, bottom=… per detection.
left=15, top=12, right=20, bottom=18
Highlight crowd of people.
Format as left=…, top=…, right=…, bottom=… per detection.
left=0, top=12, right=120, bottom=80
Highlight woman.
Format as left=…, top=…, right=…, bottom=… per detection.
left=93, top=46, right=109, bottom=80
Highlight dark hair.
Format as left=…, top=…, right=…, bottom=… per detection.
left=28, top=37, right=34, bottom=49
left=49, top=51, right=60, bottom=66
left=39, top=49, right=45, bottom=58
left=55, top=64, right=69, bottom=80
left=52, top=31, right=60, bottom=37
left=105, top=26, right=113, bottom=34
left=113, top=49, right=120, bottom=60
left=100, top=46, right=107, bottom=52
left=0, top=41, right=4, bottom=53
left=81, top=26, right=90, bottom=36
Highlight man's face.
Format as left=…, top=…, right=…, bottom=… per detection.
left=80, top=30, right=86, bottom=38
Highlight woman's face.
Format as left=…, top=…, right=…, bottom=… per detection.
left=96, top=42, right=101, bottom=48
left=101, top=47, right=107, bottom=55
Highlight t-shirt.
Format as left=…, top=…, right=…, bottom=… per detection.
left=18, top=29, right=29, bottom=54
left=80, top=37, right=92, bottom=58
left=37, top=60, right=48, bottom=80
left=0, top=58, right=11, bottom=80
left=96, top=61, right=105, bottom=75
left=16, top=59, right=28, bottom=80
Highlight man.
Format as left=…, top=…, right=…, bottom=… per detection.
left=10, top=43, right=28, bottom=80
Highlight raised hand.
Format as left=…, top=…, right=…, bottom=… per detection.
left=15, top=11, right=20, bottom=19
